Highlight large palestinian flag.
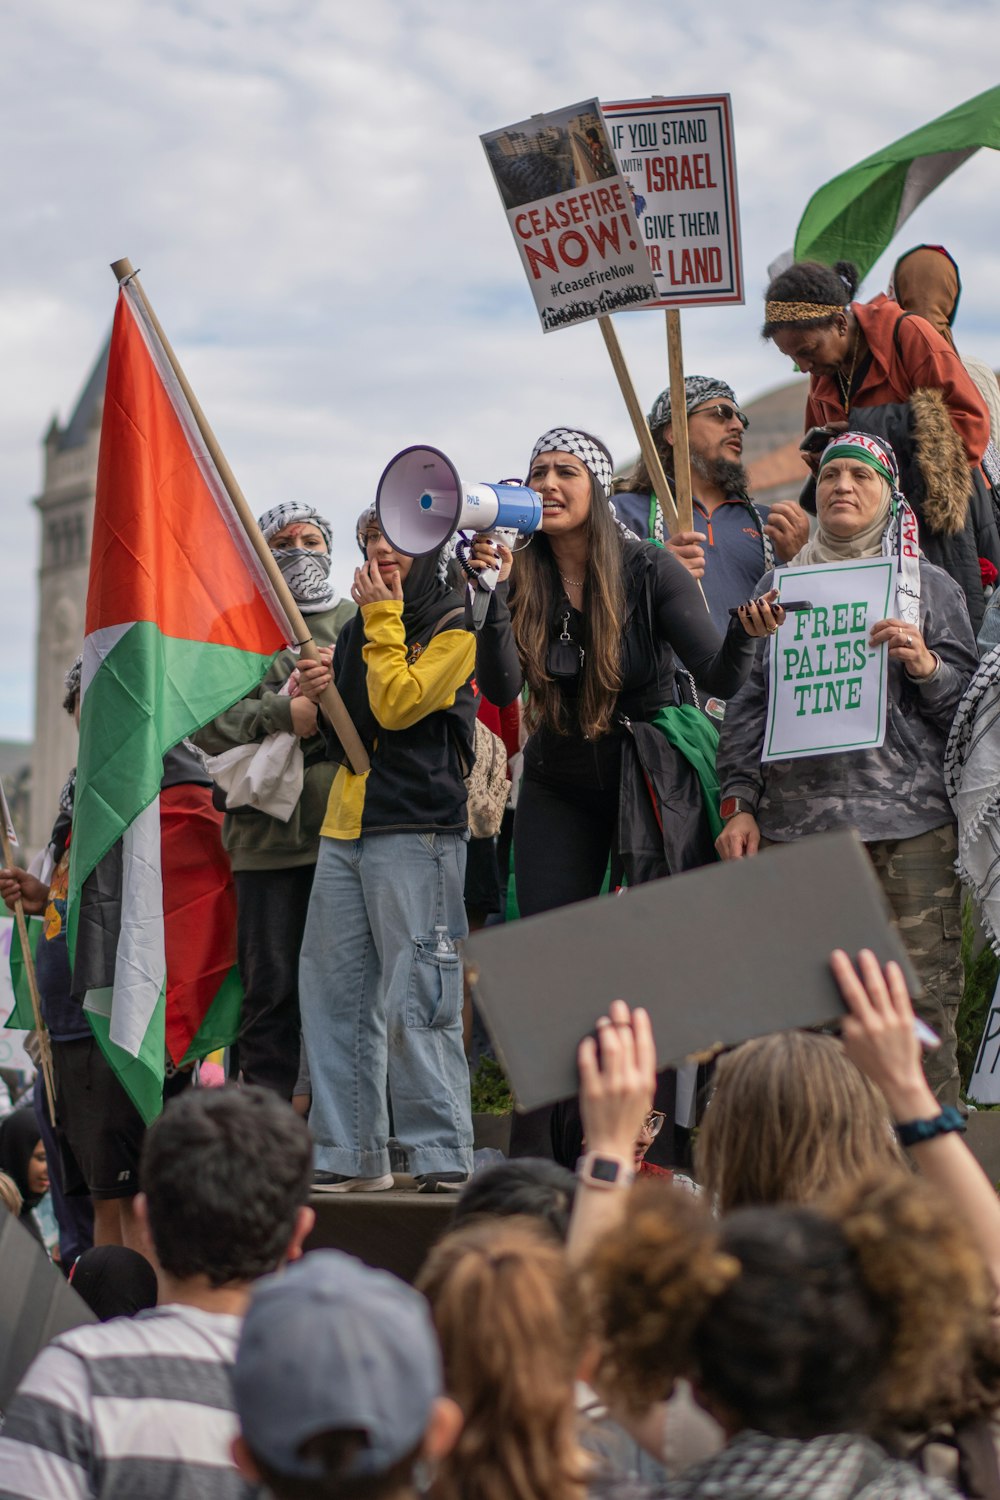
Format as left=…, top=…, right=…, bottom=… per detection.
left=791, top=85, right=1000, bottom=282
left=67, top=278, right=294, bottom=1122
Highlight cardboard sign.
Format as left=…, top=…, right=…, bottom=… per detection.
left=0, top=773, right=17, bottom=848
left=466, top=830, right=920, bottom=1112
left=968, top=976, right=1000, bottom=1104
left=603, top=95, right=743, bottom=307
left=763, top=558, right=896, bottom=763
left=481, top=98, right=657, bottom=332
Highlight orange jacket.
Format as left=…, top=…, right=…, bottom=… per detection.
left=805, top=294, right=989, bottom=467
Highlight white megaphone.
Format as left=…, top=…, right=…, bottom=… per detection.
left=376, top=445, right=542, bottom=625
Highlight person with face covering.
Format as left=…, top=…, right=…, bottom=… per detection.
left=0, top=1106, right=50, bottom=1248
left=192, top=504, right=356, bottom=1101
left=296, top=511, right=476, bottom=1193
left=716, top=433, right=979, bottom=1103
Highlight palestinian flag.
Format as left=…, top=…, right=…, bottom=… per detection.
left=792, top=85, right=1000, bottom=282
left=68, top=278, right=294, bottom=1122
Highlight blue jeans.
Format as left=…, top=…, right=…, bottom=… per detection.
left=299, top=831, right=473, bottom=1177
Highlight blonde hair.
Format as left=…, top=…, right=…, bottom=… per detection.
left=695, top=1030, right=907, bottom=1213
left=417, top=1219, right=588, bottom=1500
left=0, top=1169, right=22, bottom=1216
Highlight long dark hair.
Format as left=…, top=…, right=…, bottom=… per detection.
left=509, top=473, right=625, bottom=740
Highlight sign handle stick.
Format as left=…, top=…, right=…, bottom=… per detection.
left=597, top=316, right=708, bottom=610
left=0, top=819, right=56, bottom=1125
left=108, top=259, right=370, bottom=777
left=666, top=311, right=694, bottom=533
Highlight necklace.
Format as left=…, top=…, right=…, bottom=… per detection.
left=837, top=328, right=860, bottom=414
left=559, top=572, right=585, bottom=588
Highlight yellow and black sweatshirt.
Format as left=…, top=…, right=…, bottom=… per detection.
left=320, top=599, right=477, bottom=840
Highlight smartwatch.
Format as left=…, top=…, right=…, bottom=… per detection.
left=720, top=796, right=753, bottom=822
left=576, top=1152, right=635, bottom=1191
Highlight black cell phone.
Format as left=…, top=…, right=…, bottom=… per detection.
left=801, top=425, right=836, bottom=454
left=728, top=599, right=812, bottom=617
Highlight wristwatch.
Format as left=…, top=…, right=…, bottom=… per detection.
left=576, top=1152, right=635, bottom=1191
left=719, top=796, right=753, bottom=822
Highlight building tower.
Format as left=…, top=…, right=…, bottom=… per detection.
left=28, top=341, right=108, bottom=850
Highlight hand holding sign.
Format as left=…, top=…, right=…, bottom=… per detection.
left=868, top=617, right=937, bottom=680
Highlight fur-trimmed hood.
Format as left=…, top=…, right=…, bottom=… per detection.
left=910, top=386, right=969, bottom=536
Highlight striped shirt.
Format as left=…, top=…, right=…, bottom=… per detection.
left=0, top=1303, right=261, bottom=1500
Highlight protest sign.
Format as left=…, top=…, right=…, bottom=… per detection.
left=603, top=95, right=743, bottom=307
left=467, top=830, right=920, bottom=1112
left=763, top=557, right=896, bottom=763
left=0, top=775, right=17, bottom=848
left=0, top=1211, right=95, bottom=1409
left=968, top=973, right=1000, bottom=1104
left=481, top=98, right=657, bottom=332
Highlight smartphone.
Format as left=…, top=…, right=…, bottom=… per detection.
left=728, top=600, right=813, bottom=617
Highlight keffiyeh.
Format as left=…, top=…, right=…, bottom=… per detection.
left=945, top=644, right=1000, bottom=955
left=257, top=502, right=339, bottom=614
left=647, top=376, right=738, bottom=433
left=528, top=429, right=613, bottom=496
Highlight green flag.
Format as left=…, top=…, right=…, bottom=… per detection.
left=793, top=85, right=1000, bottom=281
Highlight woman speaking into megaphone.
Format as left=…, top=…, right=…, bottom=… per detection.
left=469, top=426, right=778, bottom=1135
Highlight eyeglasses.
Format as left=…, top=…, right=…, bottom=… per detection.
left=692, top=402, right=750, bottom=431
left=641, top=1110, right=666, bottom=1138
left=361, top=528, right=383, bottom=546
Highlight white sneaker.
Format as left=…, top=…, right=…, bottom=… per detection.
left=312, top=1172, right=394, bottom=1193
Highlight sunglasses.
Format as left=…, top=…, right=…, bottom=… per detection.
left=692, top=402, right=750, bottom=431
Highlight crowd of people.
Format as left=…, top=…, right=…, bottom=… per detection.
left=2, top=248, right=1000, bottom=1496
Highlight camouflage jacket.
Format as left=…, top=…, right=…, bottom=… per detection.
left=717, top=560, right=979, bottom=842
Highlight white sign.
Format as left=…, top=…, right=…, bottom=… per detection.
left=603, top=94, right=743, bottom=308
left=0, top=774, right=16, bottom=847
left=763, top=558, right=897, bottom=763
left=0, top=918, right=37, bottom=1076
left=968, top=976, right=1000, bottom=1104
left=481, top=98, right=657, bottom=333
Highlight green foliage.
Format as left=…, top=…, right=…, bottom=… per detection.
left=470, top=1056, right=514, bottom=1116
left=958, top=898, right=1000, bottom=1096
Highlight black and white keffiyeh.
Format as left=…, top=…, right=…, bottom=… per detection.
left=528, top=429, right=613, bottom=496
left=945, top=643, right=1000, bottom=954
left=257, top=502, right=338, bottom=614
left=665, top=1429, right=953, bottom=1500
left=648, top=375, right=738, bottom=433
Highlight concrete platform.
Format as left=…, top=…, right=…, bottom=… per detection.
left=304, top=1177, right=455, bottom=1282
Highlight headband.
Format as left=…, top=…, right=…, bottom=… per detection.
left=648, top=376, right=738, bottom=432
left=528, top=429, right=613, bottom=495
left=764, top=299, right=846, bottom=325
left=818, top=432, right=899, bottom=490
left=258, top=502, right=333, bottom=554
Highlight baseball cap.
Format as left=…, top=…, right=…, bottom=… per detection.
left=234, top=1250, right=443, bottom=1481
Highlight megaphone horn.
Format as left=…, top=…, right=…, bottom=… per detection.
left=375, top=445, right=542, bottom=559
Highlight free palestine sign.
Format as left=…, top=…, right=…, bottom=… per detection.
left=764, top=557, right=896, bottom=762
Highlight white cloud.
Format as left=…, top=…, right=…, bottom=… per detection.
left=2, top=0, right=998, bottom=740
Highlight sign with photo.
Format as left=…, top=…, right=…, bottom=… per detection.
left=603, top=94, right=743, bottom=307
left=763, top=558, right=897, bottom=762
left=481, top=98, right=657, bottom=332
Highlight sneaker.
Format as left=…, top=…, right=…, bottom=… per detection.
left=312, top=1172, right=394, bottom=1194
left=415, top=1172, right=469, bottom=1195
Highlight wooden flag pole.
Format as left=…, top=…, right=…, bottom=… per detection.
left=598, top=315, right=679, bottom=535
left=109, top=259, right=370, bottom=776
left=0, top=814, right=57, bottom=1125
left=665, top=310, right=694, bottom=533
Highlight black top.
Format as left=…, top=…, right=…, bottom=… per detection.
left=476, top=538, right=754, bottom=786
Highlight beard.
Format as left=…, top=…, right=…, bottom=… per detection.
left=690, top=449, right=750, bottom=498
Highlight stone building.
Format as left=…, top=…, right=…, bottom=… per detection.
left=28, top=341, right=108, bottom=850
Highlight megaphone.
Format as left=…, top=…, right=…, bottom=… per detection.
left=376, top=445, right=542, bottom=624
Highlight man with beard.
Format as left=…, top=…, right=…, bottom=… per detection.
left=612, top=376, right=809, bottom=631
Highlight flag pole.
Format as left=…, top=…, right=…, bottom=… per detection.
left=0, top=817, right=57, bottom=1125
left=109, top=259, right=370, bottom=777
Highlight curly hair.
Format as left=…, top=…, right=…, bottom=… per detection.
left=762, top=260, right=860, bottom=338
left=588, top=1174, right=995, bottom=1439
left=509, top=468, right=625, bottom=741
left=417, top=1218, right=588, bottom=1500
left=694, top=1031, right=907, bottom=1212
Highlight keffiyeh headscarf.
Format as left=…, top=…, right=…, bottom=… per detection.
left=528, top=429, right=613, bottom=496
left=62, top=653, right=83, bottom=714
left=258, top=502, right=338, bottom=614
left=792, top=432, right=921, bottom=624
left=647, top=376, right=738, bottom=433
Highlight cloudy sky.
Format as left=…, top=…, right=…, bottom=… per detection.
left=2, top=0, right=998, bottom=740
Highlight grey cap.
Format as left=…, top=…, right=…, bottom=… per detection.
left=233, top=1250, right=443, bottom=1481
